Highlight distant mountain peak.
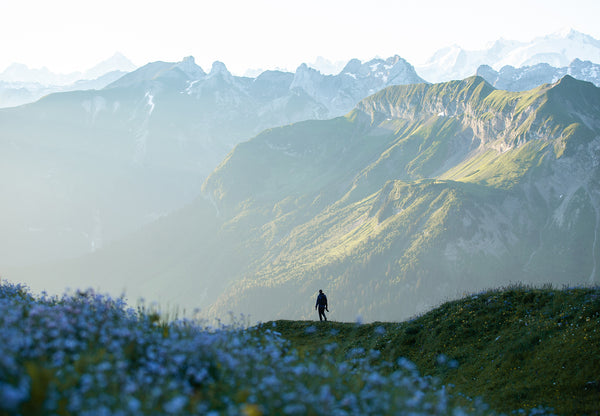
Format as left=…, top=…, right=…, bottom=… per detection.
left=176, top=56, right=206, bottom=79
left=384, top=54, right=403, bottom=65
left=551, top=27, right=585, bottom=40
left=209, top=61, right=229, bottom=74
left=306, top=56, right=348, bottom=75
left=207, top=61, right=234, bottom=83
left=341, top=58, right=362, bottom=74
left=295, top=62, right=318, bottom=73
left=338, top=55, right=423, bottom=86
left=83, top=52, right=137, bottom=80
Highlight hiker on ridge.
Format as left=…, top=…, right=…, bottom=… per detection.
left=315, top=289, right=329, bottom=321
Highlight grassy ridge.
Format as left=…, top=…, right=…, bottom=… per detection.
left=267, top=285, right=600, bottom=415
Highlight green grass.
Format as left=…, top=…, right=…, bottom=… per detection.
left=264, top=285, right=600, bottom=415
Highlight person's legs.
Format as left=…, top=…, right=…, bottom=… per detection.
left=319, top=307, right=327, bottom=321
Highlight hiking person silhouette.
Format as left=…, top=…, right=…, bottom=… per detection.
left=315, top=289, right=329, bottom=321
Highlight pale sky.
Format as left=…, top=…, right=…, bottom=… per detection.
left=1, top=0, right=599, bottom=75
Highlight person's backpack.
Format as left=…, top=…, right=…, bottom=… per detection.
left=318, top=293, right=327, bottom=307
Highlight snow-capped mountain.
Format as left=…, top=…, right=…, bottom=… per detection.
left=290, top=55, right=425, bottom=116
left=496, top=29, right=600, bottom=68
left=109, top=54, right=424, bottom=131
left=417, top=29, right=600, bottom=83
left=477, top=59, right=600, bottom=91
left=307, top=56, right=348, bottom=75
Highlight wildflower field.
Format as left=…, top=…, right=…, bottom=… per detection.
left=0, top=281, right=598, bottom=415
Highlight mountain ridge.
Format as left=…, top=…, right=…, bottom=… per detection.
left=200, top=75, right=600, bottom=322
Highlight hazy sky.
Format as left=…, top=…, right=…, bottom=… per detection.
left=2, top=0, right=599, bottom=75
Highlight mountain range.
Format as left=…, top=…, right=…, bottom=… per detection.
left=417, top=29, right=600, bottom=82
left=11, top=75, right=600, bottom=324
left=6, top=29, right=600, bottom=109
left=0, top=53, right=137, bottom=108
left=0, top=71, right=130, bottom=109
left=4, top=29, right=600, bottom=110
left=0, top=55, right=423, bottom=266
left=0, top=53, right=137, bottom=85
left=476, top=58, right=600, bottom=91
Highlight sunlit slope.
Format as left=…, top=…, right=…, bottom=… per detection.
left=204, top=76, right=600, bottom=322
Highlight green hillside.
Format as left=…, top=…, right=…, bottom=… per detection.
left=267, top=285, right=600, bottom=415
left=202, top=76, right=600, bottom=322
